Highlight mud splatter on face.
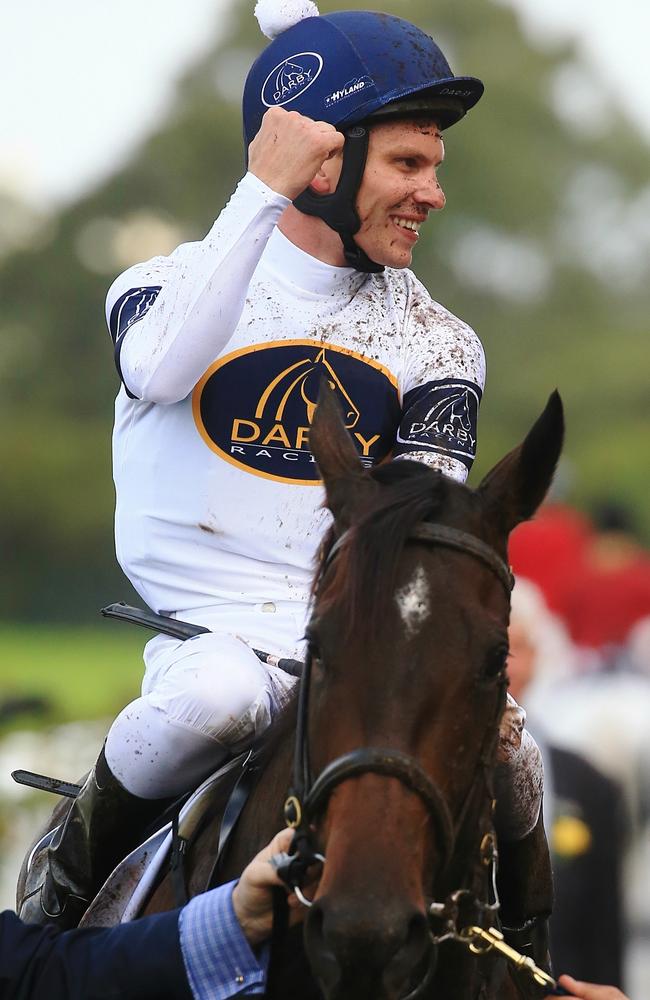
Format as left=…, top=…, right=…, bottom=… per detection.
left=354, top=120, right=446, bottom=269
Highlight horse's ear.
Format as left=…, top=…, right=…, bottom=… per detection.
left=478, top=391, right=564, bottom=535
left=310, top=381, right=373, bottom=521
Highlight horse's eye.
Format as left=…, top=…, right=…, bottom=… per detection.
left=304, top=630, right=322, bottom=663
left=483, top=645, right=508, bottom=680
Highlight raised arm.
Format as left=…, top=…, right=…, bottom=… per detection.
left=107, top=108, right=344, bottom=404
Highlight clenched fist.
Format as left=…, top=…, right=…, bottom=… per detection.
left=248, top=106, right=345, bottom=200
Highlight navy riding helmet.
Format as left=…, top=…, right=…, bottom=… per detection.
left=243, top=10, right=484, bottom=272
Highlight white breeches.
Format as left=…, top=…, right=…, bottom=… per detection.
left=104, top=603, right=302, bottom=799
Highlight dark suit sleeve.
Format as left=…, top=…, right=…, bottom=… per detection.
left=548, top=747, right=626, bottom=987
left=0, top=909, right=193, bottom=1000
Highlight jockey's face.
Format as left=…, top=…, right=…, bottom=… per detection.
left=353, top=119, right=446, bottom=269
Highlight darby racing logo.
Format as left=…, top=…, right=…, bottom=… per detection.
left=395, top=379, right=481, bottom=470
left=324, top=75, right=374, bottom=109
left=192, top=341, right=400, bottom=485
left=261, top=52, right=323, bottom=108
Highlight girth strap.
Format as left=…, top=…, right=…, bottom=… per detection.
left=170, top=813, right=189, bottom=907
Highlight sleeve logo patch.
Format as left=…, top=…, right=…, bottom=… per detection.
left=192, top=340, right=399, bottom=485
left=395, top=379, right=481, bottom=469
left=109, top=286, right=162, bottom=344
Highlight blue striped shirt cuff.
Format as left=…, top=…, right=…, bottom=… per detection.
left=179, top=881, right=268, bottom=999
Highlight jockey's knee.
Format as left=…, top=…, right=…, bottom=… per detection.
left=494, top=720, right=544, bottom=842
left=145, top=632, right=273, bottom=745
left=104, top=633, right=275, bottom=798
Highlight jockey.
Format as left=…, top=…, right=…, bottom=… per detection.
left=20, top=0, right=544, bottom=927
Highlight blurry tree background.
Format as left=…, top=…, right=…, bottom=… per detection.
left=1, top=0, right=649, bottom=622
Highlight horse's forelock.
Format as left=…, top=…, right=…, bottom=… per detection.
left=314, top=461, right=453, bottom=643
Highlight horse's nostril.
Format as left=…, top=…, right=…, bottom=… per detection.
left=305, top=901, right=342, bottom=996
left=382, top=912, right=435, bottom=998
left=306, top=899, right=434, bottom=999
left=407, top=910, right=430, bottom=947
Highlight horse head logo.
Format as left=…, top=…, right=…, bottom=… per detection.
left=426, top=389, right=473, bottom=436
left=255, top=348, right=360, bottom=429
left=262, top=52, right=324, bottom=108
left=275, top=61, right=311, bottom=96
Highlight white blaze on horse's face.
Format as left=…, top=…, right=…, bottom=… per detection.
left=394, top=563, right=430, bottom=638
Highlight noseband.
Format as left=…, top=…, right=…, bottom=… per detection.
left=281, top=521, right=513, bottom=890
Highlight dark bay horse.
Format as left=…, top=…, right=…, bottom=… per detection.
left=142, top=387, right=564, bottom=1000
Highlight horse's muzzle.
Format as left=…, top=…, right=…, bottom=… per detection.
left=304, top=897, right=436, bottom=1000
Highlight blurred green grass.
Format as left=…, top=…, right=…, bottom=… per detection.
left=0, top=626, right=144, bottom=727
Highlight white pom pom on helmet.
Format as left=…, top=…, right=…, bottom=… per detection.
left=254, top=0, right=320, bottom=40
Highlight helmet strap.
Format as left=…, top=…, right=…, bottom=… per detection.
left=292, top=126, right=385, bottom=275
left=339, top=230, right=384, bottom=273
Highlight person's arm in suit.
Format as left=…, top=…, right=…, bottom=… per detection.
left=1, top=829, right=298, bottom=1000
left=0, top=906, right=191, bottom=1000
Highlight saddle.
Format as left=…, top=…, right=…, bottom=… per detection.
left=80, top=747, right=258, bottom=926
left=14, top=741, right=263, bottom=928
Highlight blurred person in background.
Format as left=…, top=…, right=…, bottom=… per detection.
left=552, top=501, right=650, bottom=665
left=518, top=572, right=650, bottom=985
left=624, top=616, right=650, bottom=682
left=509, top=502, right=593, bottom=616
left=512, top=499, right=650, bottom=670
left=508, top=578, right=626, bottom=987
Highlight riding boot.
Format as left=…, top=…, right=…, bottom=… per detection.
left=497, top=811, right=554, bottom=977
left=18, top=747, right=167, bottom=930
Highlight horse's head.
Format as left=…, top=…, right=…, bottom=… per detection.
left=297, top=386, right=564, bottom=1000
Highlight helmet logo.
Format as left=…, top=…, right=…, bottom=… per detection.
left=439, top=86, right=474, bottom=98
left=324, top=75, right=374, bottom=110
left=261, top=52, right=324, bottom=108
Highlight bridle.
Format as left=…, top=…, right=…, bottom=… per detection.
left=323, top=522, right=514, bottom=598
left=274, top=521, right=557, bottom=995
left=280, top=521, right=513, bottom=902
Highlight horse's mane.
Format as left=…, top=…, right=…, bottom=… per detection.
left=313, top=460, right=459, bottom=644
